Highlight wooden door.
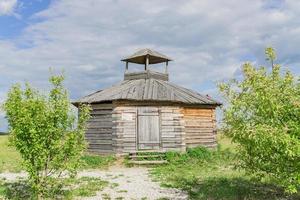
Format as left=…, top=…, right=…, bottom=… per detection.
left=137, top=107, right=160, bottom=150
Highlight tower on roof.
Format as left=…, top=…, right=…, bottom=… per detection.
left=121, top=48, right=172, bottom=72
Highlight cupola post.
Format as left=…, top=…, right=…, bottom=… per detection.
left=125, top=61, right=128, bottom=72
left=145, top=55, right=149, bottom=71
left=165, top=61, right=168, bottom=74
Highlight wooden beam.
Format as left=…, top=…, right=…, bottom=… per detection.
left=125, top=61, right=128, bottom=72
left=145, top=55, right=149, bottom=70
left=165, top=61, right=168, bottom=74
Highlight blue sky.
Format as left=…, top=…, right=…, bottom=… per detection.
left=0, top=0, right=300, bottom=131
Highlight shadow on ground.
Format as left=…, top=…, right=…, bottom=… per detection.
left=0, top=181, right=33, bottom=199
left=177, top=177, right=299, bottom=200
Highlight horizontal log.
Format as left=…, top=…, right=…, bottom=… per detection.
left=185, top=128, right=214, bottom=132
left=86, top=149, right=114, bottom=154
left=161, top=121, right=184, bottom=126
left=86, top=129, right=112, bottom=134
left=88, top=118, right=112, bottom=123
left=185, top=121, right=213, bottom=125
left=90, top=110, right=112, bottom=114
left=184, top=116, right=213, bottom=120
left=187, top=143, right=217, bottom=148
left=86, top=139, right=113, bottom=144
left=88, top=144, right=113, bottom=150
left=87, top=125, right=113, bottom=129
left=85, top=133, right=112, bottom=137
left=85, top=135, right=112, bottom=140
left=186, top=140, right=216, bottom=145
left=91, top=104, right=113, bottom=109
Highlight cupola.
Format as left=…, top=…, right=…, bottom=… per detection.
left=121, top=48, right=172, bottom=81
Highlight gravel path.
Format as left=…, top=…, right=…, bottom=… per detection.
left=78, top=166, right=188, bottom=200
left=0, top=167, right=188, bottom=200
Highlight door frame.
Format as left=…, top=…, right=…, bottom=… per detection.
left=135, top=106, right=162, bottom=150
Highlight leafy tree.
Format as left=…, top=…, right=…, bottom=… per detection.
left=219, top=48, right=300, bottom=193
left=4, top=74, right=90, bottom=197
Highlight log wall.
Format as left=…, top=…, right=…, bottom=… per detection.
left=85, top=102, right=217, bottom=154
left=182, top=108, right=217, bottom=148
left=85, top=104, right=113, bottom=154
left=160, top=106, right=186, bottom=152
left=112, top=106, right=137, bottom=154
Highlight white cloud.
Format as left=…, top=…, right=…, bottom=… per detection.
left=0, top=0, right=17, bottom=15
left=1, top=0, right=300, bottom=130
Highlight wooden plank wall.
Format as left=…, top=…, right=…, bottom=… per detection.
left=85, top=104, right=113, bottom=154
left=112, top=106, right=137, bottom=154
left=112, top=105, right=185, bottom=153
left=85, top=103, right=216, bottom=154
left=183, top=108, right=217, bottom=148
left=160, top=107, right=186, bottom=152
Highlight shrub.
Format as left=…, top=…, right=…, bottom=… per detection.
left=164, top=146, right=213, bottom=164
left=219, top=48, right=300, bottom=193
left=3, top=74, right=91, bottom=197
left=187, top=146, right=211, bottom=160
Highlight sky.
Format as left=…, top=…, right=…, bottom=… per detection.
left=0, top=0, right=300, bottom=131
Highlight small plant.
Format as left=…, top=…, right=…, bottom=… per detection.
left=3, top=74, right=91, bottom=197
left=101, top=193, right=111, bottom=200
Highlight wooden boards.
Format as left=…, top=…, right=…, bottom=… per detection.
left=84, top=102, right=217, bottom=155
left=85, top=104, right=113, bottom=154
left=160, top=107, right=186, bottom=152
left=137, top=107, right=160, bottom=150
left=183, top=108, right=217, bottom=148
left=112, top=106, right=137, bottom=154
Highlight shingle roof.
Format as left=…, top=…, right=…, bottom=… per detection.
left=121, top=48, right=172, bottom=64
left=75, top=77, right=221, bottom=106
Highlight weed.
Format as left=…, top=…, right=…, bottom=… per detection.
left=110, top=182, right=119, bottom=189
left=117, top=190, right=128, bottom=193
left=101, top=193, right=111, bottom=200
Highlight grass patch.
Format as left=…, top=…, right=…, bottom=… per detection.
left=0, top=135, right=22, bottom=172
left=0, top=135, right=116, bottom=172
left=0, top=176, right=108, bottom=199
left=80, top=154, right=116, bottom=169
left=151, top=135, right=299, bottom=200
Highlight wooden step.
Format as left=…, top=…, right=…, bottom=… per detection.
left=128, top=160, right=168, bottom=165
left=128, top=150, right=166, bottom=154
left=129, top=154, right=164, bottom=159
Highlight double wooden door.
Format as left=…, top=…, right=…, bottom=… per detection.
left=137, top=107, right=160, bottom=150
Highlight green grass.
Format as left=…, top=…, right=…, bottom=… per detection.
left=0, top=135, right=22, bottom=172
left=80, top=154, right=116, bottom=169
left=0, top=176, right=108, bottom=199
left=151, top=135, right=299, bottom=200
left=0, top=135, right=116, bottom=172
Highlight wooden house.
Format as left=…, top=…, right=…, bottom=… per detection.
left=74, top=49, right=221, bottom=154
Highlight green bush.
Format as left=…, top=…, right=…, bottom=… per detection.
left=187, top=146, right=211, bottom=160
left=219, top=48, right=300, bottom=193
left=3, top=74, right=91, bottom=197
